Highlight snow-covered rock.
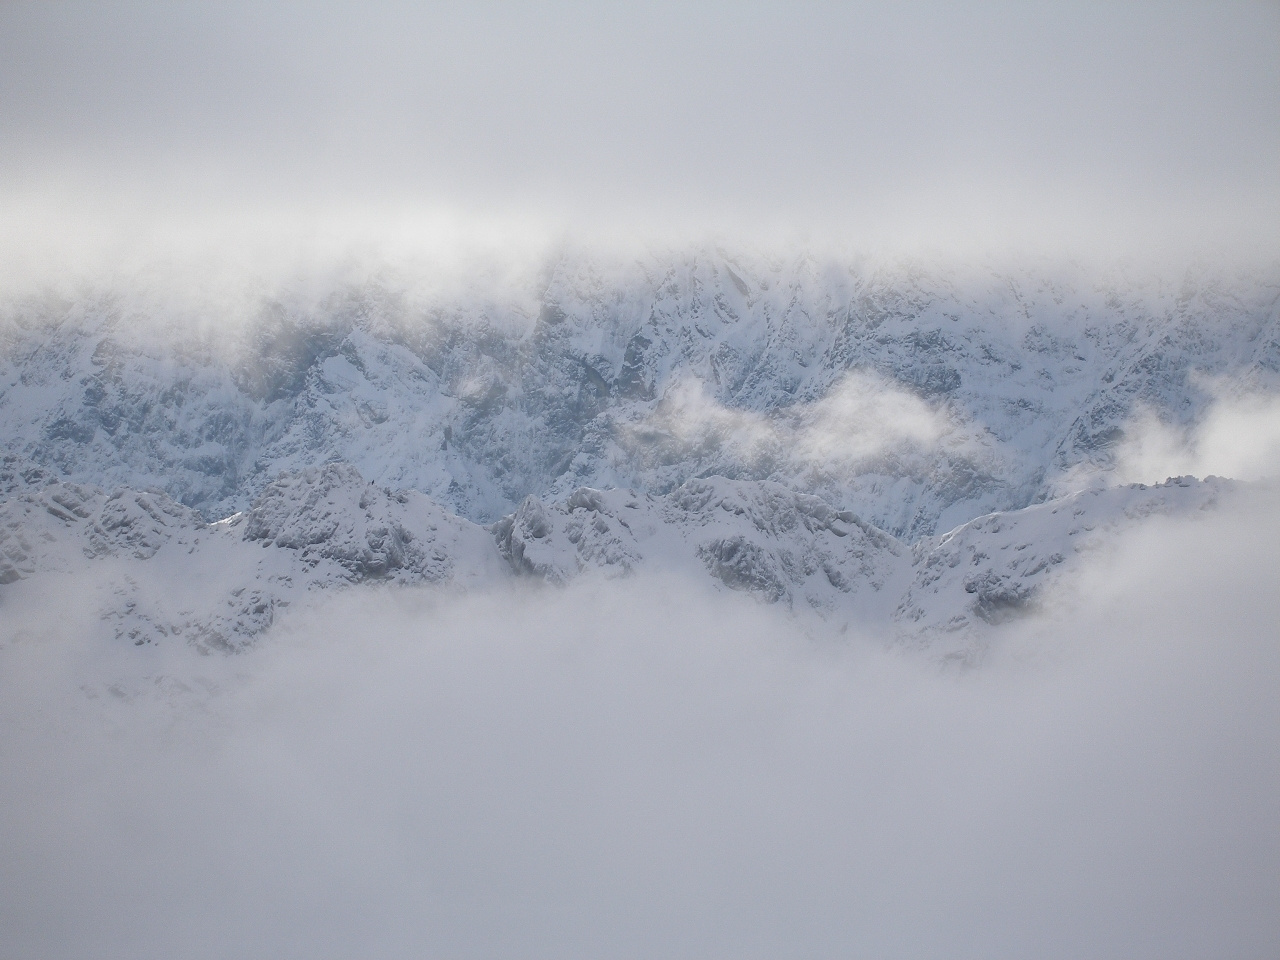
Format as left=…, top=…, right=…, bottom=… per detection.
left=0, top=462, right=507, bottom=651
left=0, top=452, right=1246, bottom=656
left=2, top=250, right=1274, bottom=656
left=895, top=475, right=1234, bottom=658
left=240, top=461, right=501, bottom=585
left=493, top=477, right=908, bottom=620
left=491, top=472, right=1240, bottom=654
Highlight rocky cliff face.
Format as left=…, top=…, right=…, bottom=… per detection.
left=3, top=253, right=1276, bottom=539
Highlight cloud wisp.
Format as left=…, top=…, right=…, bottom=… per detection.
left=625, top=370, right=981, bottom=477
left=1115, top=387, right=1280, bottom=485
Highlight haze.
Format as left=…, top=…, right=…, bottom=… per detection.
left=2, top=1, right=1278, bottom=264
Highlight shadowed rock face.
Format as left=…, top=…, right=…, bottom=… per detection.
left=491, top=496, right=561, bottom=581
left=2, top=255, right=1277, bottom=543
left=240, top=461, right=497, bottom=583
left=964, top=571, right=1037, bottom=624
left=0, top=454, right=55, bottom=495
left=243, top=464, right=416, bottom=578
left=697, top=537, right=787, bottom=603
left=87, top=489, right=205, bottom=561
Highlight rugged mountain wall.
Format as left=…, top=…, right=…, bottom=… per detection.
left=2, top=252, right=1277, bottom=539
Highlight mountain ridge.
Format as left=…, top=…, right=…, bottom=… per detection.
left=0, top=451, right=1238, bottom=659
left=2, top=253, right=1276, bottom=540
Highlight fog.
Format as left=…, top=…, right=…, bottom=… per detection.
left=2, top=1, right=1279, bottom=276
left=1, top=486, right=1278, bottom=959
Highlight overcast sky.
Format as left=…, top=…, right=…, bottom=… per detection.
left=2, top=1, right=1278, bottom=256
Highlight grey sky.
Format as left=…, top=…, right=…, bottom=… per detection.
left=2, top=1, right=1279, bottom=253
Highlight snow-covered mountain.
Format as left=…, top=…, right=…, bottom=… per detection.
left=2, top=253, right=1276, bottom=536
left=0, top=457, right=506, bottom=651
left=495, top=470, right=1237, bottom=655
left=0, top=447, right=1240, bottom=658
left=1, top=251, right=1276, bottom=654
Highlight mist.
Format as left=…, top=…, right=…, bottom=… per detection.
left=2, top=485, right=1278, bottom=960
left=1116, top=388, right=1280, bottom=485
left=2, top=1, right=1279, bottom=277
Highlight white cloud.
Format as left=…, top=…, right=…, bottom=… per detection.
left=2, top=3, right=1278, bottom=262
left=1116, top=388, right=1280, bottom=484
left=2, top=487, right=1278, bottom=959
left=630, top=370, right=969, bottom=474
left=643, top=377, right=777, bottom=452
left=794, top=371, right=956, bottom=466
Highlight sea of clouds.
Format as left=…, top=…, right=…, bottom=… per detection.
left=2, top=480, right=1277, bottom=960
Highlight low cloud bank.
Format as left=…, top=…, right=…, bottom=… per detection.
left=1, top=488, right=1278, bottom=959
